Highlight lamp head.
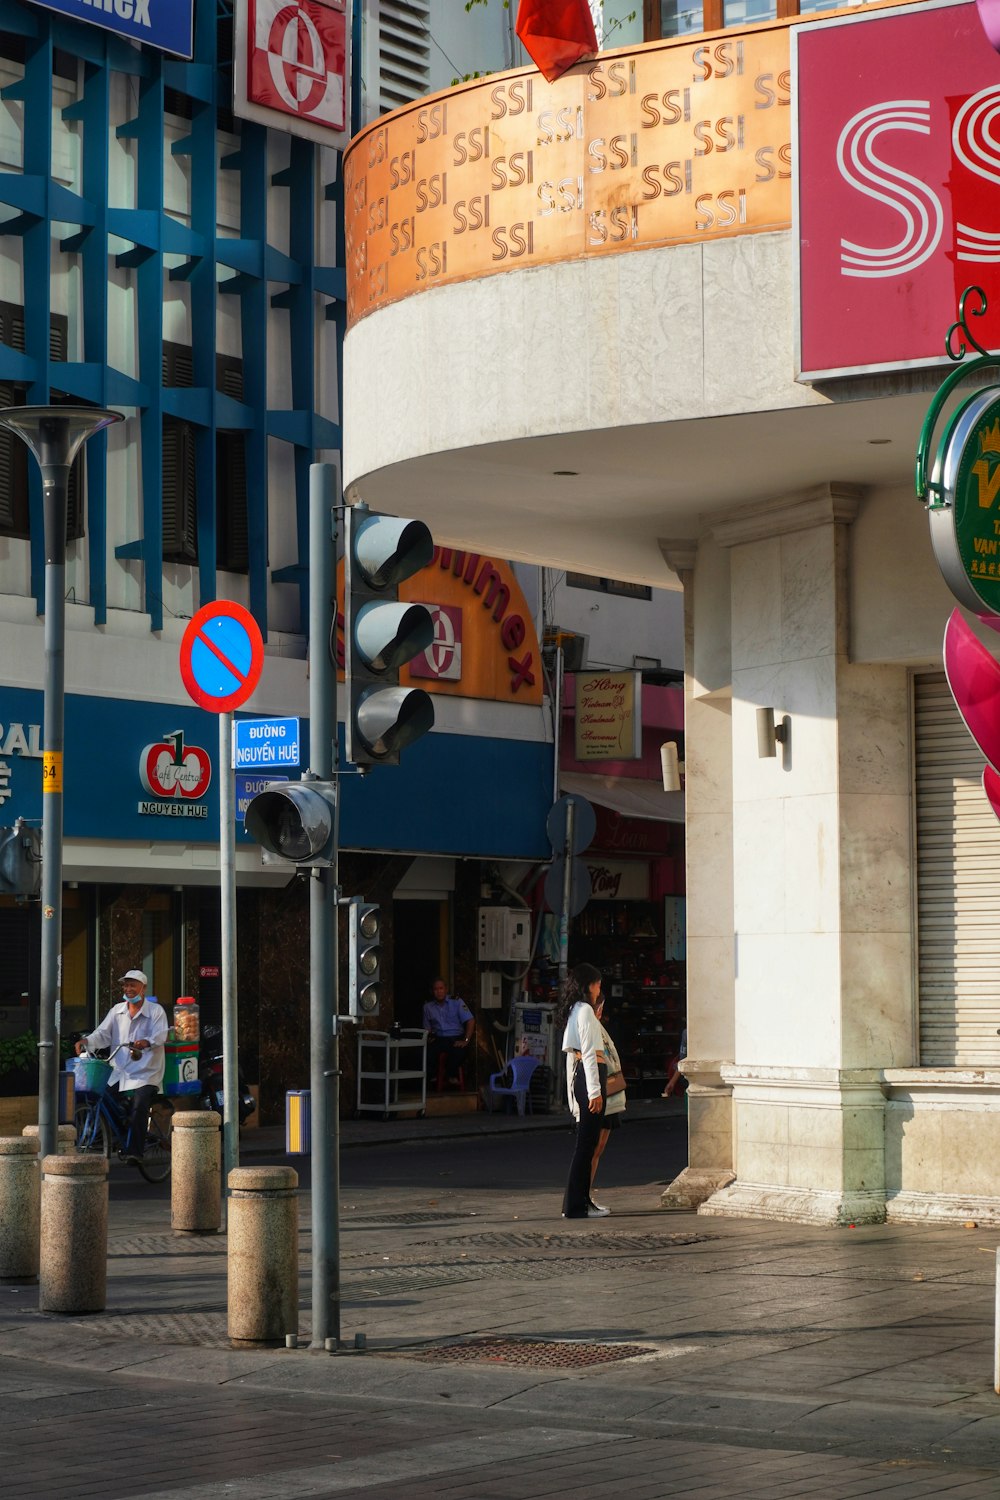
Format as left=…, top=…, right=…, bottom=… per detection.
left=0, top=405, right=122, bottom=469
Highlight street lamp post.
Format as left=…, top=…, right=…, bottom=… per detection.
left=0, top=406, right=123, bottom=1161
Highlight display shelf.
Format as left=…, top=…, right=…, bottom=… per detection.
left=356, top=1029, right=428, bottom=1118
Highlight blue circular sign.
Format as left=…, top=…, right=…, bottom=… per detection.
left=179, top=602, right=264, bottom=712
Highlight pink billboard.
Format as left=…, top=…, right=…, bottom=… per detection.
left=796, top=0, right=1000, bottom=378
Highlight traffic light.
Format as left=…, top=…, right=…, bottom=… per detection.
left=348, top=899, right=381, bottom=1017
left=244, top=778, right=338, bottom=867
left=344, top=501, right=436, bottom=768
left=0, top=820, right=41, bottom=898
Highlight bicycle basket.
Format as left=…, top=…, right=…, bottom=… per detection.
left=72, top=1055, right=112, bottom=1096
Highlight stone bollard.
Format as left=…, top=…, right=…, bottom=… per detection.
left=39, top=1153, right=108, bottom=1314
left=0, top=1137, right=40, bottom=1282
left=228, top=1165, right=298, bottom=1348
left=172, top=1111, right=221, bottom=1233
left=23, top=1124, right=77, bottom=1155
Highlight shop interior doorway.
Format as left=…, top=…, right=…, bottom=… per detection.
left=393, top=899, right=446, bottom=1029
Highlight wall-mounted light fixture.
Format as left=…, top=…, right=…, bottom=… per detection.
left=661, top=741, right=684, bottom=791
left=756, top=707, right=791, bottom=759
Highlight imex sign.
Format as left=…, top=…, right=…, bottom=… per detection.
left=335, top=549, right=544, bottom=706
left=27, top=0, right=194, bottom=57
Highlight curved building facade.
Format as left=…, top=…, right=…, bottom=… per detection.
left=342, top=0, right=1000, bottom=1225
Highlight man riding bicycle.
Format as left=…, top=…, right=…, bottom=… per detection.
left=75, top=969, right=168, bottom=1165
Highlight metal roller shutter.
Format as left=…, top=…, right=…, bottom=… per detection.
left=915, top=672, right=1000, bottom=1065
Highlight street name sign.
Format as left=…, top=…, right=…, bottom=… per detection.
left=234, top=717, right=301, bottom=770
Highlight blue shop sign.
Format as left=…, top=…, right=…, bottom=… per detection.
left=27, top=0, right=194, bottom=58
left=0, top=688, right=552, bottom=859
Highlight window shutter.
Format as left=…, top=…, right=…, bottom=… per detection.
left=0, top=309, right=84, bottom=540
left=50, top=316, right=84, bottom=538
left=163, top=417, right=198, bottom=562
left=163, top=341, right=194, bottom=387
left=216, top=431, right=248, bottom=573
left=374, top=0, right=430, bottom=115
left=216, top=353, right=248, bottom=572
left=0, top=380, right=28, bottom=535
left=914, top=672, right=1000, bottom=1065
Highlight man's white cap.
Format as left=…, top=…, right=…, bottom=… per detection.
left=118, top=969, right=148, bottom=985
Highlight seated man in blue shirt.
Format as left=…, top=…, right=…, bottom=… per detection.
left=422, top=977, right=474, bottom=1087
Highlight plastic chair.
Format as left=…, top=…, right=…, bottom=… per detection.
left=486, top=1054, right=540, bottom=1115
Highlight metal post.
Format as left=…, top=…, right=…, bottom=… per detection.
left=558, top=797, right=575, bottom=985
left=0, top=407, right=121, bottom=1163
left=38, top=469, right=67, bottom=1169
left=219, top=709, right=239, bottom=1220
left=552, top=644, right=563, bottom=808
left=309, top=461, right=339, bottom=1349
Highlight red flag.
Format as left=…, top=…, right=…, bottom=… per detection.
left=516, top=0, right=598, bottom=83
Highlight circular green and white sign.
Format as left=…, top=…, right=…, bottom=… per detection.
left=929, top=387, right=1000, bottom=614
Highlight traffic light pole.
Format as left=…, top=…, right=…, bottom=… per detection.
left=219, top=709, right=239, bottom=1222
left=309, top=461, right=341, bottom=1350
left=558, top=797, right=576, bottom=985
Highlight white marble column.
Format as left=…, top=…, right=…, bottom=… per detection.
left=659, top=538, right=737, bottom=1209
left=697, top=484, right=913, bottom=1226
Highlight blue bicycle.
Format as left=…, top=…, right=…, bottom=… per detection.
left=73, top=1046, right=173, bottom=1183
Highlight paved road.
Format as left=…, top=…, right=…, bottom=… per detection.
left=3, top=1109, right=1000, bottom=1498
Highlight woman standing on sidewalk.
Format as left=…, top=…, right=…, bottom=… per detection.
left=590, top=995, right=625, bottom=1214
left=559, top=962, right=609, bottom=1220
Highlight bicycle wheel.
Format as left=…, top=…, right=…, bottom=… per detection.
left=73, top=1103, right=110, bottom=1157
left=138, top=1106, right=172, bottom=1182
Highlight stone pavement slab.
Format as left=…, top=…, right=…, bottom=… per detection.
left=4, top=1113, right=1000, bottom=1496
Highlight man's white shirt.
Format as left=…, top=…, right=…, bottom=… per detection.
left=86, top=997, right=169, bottom=1091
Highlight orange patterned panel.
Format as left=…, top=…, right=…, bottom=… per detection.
left=344, top=26, right=793, bottom=324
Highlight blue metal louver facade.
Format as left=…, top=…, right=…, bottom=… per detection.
left=0, top=0, right=344, bottom=635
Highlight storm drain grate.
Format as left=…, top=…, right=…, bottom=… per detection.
left=402, top=1337, right=653, bottom=1368
left=348, top=1211, right=479, bottom=1226
left=413, top=1231, right=716, bottom=1254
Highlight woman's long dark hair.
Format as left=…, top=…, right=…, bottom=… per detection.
left=556, top=962, right=602, bottom=1027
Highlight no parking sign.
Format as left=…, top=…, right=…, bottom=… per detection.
left=179, top=601, right=264, bottom=714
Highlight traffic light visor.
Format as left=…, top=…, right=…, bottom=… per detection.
left=0, top=822, right=41, bottom=898
left=353, top=513, right=433, bottom=589
left=244, top=783, right=335, bottom=863
left=355, top=686, right=434, bottom=760
left=355, top=600, right=434, bottom=674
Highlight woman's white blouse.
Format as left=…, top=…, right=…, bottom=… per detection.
left=561, top=1000, right=603, bottom=1103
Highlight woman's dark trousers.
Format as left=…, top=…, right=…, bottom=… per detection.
left=562, top=1062, right=606, bottom=1217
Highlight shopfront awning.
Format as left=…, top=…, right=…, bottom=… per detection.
left=559, top=772, right=684, bottom=824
